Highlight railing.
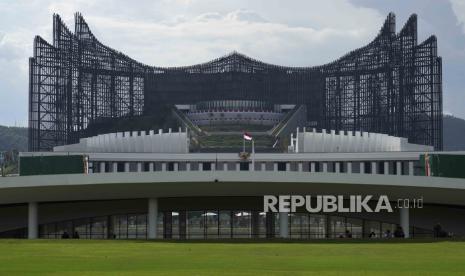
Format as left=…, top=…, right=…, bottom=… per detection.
left=269, top=105, right=306, bottom=138
left=89, top=160, right=419, bottom=177
left=172, top=107, right=203, bottom=136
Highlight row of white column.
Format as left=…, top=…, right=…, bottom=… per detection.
left=95, top=160, right=415, bottom=176
left=27, top=199, right=408, bottom=239
left=26, top=199, right=160, bottom=240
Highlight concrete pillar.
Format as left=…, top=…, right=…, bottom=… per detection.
left=174, top=163, right=179, bottom=171
left=149, top=162, right=154, bottom=172
left=148, top=198, right=158, bottom=239
left=199, top=163, right=204, bottom=171
left=279, top=212, right=289, bottom=238
left=285, top=163, right=291, bottom=172
left=347, top=162, right=352, bottom=174
left=371, top=162, right=377, bottom=174
left=112, top=162, right=118, bottom=173
left=223, top=163, right=227, bottom=171
left=360, top=162, right=365, bottom=174
left=236, top=163, right=240, bottom=171
left=408, top=161, right=414, bottom=176
left=273, top=163, right=278, bottom=172
left=396, top=161, right=402, bottom=176
left=400, top=207, right=409, bottom=238
left=384, top=162, right=389, bottom=175
left=335, top=162, right=341, bottom=173
left=310, top=162, right=316, bottom=172
left=211, top=163, right=216, bottom=171
left=124, top=162, right=130, bottom=172
left=261, top=163, right=266, bottom=172
left=100, top=162, right=106, bottom=173
left=186, top=163, right=191, bottom=171
left=28, top=202, right=38, bottom=239
left=137, top=162, right=142, bottom=172
left=162, top=162, right=167, bottom=171
left=298, top=162, right=303, bottom=172
left=322, top=162, right=328, bottom=173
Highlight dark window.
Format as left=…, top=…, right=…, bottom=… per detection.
left=144, top=162, right=151, bottom=172
left=277, top=162, right=286, bottom=171
left=378, top=161, right=384, bottom=174
left=202, top=162, right=212, bottom=171
left=240, top=162, right=249, bottom=171
left=364, top=162, right=372, bottom=174
left=117, top=162, right=125, bottom=172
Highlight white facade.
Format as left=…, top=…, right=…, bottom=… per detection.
left=293, top=128, right=434, bottom=153
left=53, top=128, right=189, bottom=153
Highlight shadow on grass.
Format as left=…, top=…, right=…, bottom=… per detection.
left=4, top=237, right=463, bottom=245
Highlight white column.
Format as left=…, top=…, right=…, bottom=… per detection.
left=310, top=162, right=316, bottom=172
left=273, top=163, right=278, bottom=172
left=124, top=162, right=130, bottom=172
left=322, top=162, right=328, bottom=173
left=223, top=163, right=227, bottom=171
left=335, top=162, right=341, bottom=173
left=347, top=162, right=352, bottom=174
left=360, top=162, right=365, bottom=174
left=408, top=161, right=414, bottom=176
left=112, top=162, right=118, bottom=173
left=236, top=163, right=240, bottom=171
left=148, top=198, right=158, bottom=239
left=149, top=162, right=154, bottom=172
left=298, top=162, right=303, bottom=172
left=400, top=207, right=409, bottom=238
left=174, top=163, right=179, bottom=171
left=371, top=162, right=377, bottom=174
left=162, top=162, right=167, bottom=171
left=285, top=163, right=291, bottom=172
left=384, top=162, right=389, bottom=175
left=199, top=163, right=204, bottom=171
left=261, top=163, right=266, bottom=172
left=100, top=162, right=106, bottom=173
left=28, top=202, right=38, bottom=239
left=279, top=212, right=289, bottom=238
left=396, top=161, right=402, bottom=176
left=212, top=163, right=216, bottom=171
left=186, top=163, right=191, bottom=171
left=137, top=162, right=142, bottom=172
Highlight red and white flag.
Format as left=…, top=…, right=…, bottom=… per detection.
left=243, top=132, right=253, bottom=141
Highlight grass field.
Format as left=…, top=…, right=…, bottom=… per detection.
left=0, top=240, right=464, bottom=275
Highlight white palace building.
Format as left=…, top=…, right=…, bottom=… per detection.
left=1, top=127, right=465, bottom=240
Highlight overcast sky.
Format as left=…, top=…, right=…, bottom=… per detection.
left=0, top=0, right=464, bottom=126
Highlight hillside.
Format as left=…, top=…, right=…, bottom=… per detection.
left=443, top=115, right=465, bottom=151
left=0, top=125, right=27, bottom=151
left=0, top=115, right=465, bottom=152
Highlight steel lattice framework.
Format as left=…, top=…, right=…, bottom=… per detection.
left=29, top=13, right=442, bottom=151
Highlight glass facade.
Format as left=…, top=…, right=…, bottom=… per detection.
left=32, top=211, right=434, bottom=239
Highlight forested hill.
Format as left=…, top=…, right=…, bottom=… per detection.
left=443, top=115, right=465, bottom=151
left=0, top=115, right=464, bottom=152
left=0, top=125, right=27, bottom=151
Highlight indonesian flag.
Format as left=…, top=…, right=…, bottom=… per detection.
left=243, top=132, right=253, bottom=141
left=425, top=153, right=431, bottom=176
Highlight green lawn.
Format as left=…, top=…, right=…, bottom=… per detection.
left=0, top=240, right=464, bottom=275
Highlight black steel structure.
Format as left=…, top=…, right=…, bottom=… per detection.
left=29, top=13, right=442, bottom=151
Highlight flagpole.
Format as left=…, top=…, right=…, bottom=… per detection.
left=252, top=140, right=255, bottom=171
left=243, top=135, right=245, bottom=153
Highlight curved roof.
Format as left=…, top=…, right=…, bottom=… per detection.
left=0, top=171, right=464, bottom=206
left=40, top=12, right=438, bottom=74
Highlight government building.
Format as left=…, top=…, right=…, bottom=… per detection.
left=1, top=12, right=464, bottom=240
